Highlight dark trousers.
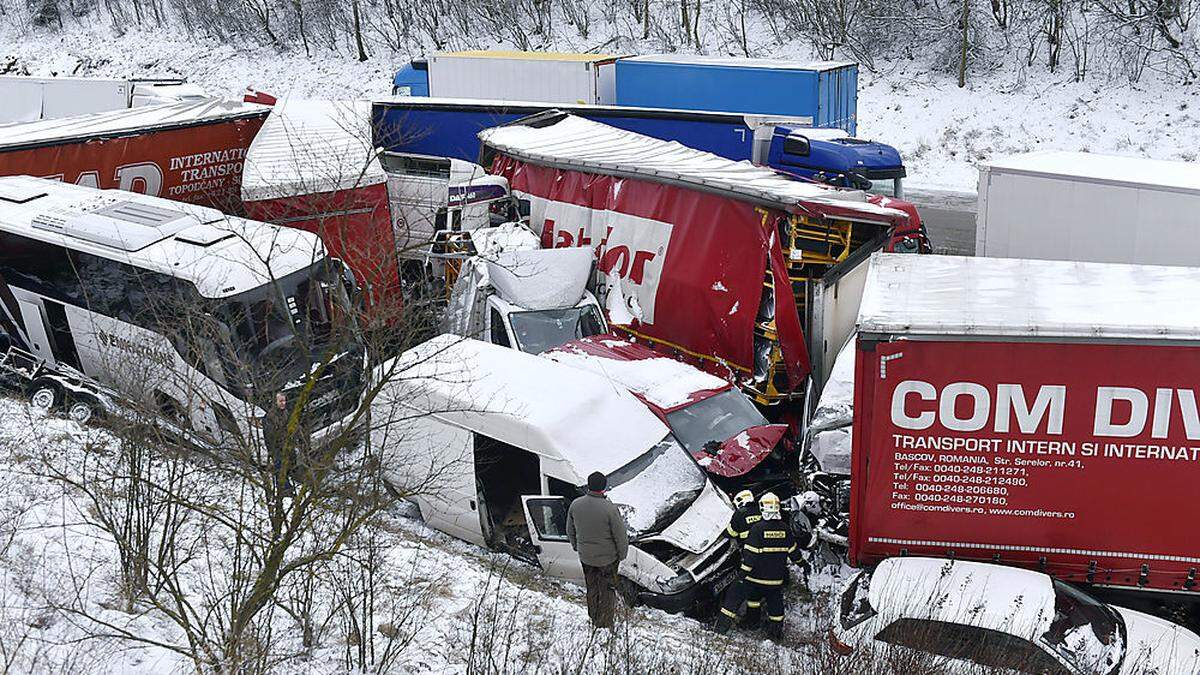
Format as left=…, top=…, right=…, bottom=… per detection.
left=582, top=562, right=619, bottom=628
left=746, top=581, right=786, bottom=637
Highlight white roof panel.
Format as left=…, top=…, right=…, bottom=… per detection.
left=985, top=151, right=1200, bottom=194
left=479, top=114, right=903, bottom=220
left=858, top=252, right=1200, bottom=341
left=621, top=54, right=854, bottom=71
left=389, top=335, right=670, bottom=478
left=0, top=175, right=325, bottom=298
left=0, top=99, right=268, bottom=149
left=242, top=99, right=386, bottom=202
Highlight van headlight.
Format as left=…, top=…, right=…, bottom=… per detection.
left=657, top=570, right=695, bottom=595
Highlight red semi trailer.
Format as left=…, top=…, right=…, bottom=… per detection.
left=0, top=99, right=269, bottom=211
left=479, top=112, right=928, bottom=409
left=850, top=252, right=1200, bottom=600
left=240, top=99, right=402, bottom=316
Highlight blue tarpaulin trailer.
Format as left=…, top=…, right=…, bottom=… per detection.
left=613, top=55, right=858, bottom=134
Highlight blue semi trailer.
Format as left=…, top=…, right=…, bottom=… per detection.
left=372, top=98, right=906, bottom=196
left=392, top=52, right=859, bottom=133
left=613, top=55, right=858, bottom=134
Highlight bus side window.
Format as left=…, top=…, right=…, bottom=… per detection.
left=489, top=308, right=510, bottom=348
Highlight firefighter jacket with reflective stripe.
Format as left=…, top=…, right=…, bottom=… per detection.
left=740, top=517, right=803, bottom=586
left=725, top=504, right=762, bottom=541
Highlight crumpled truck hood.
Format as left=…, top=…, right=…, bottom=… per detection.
left=641, top=481, right=732, bottom=555
left=692, top=424, right=787, bottom=477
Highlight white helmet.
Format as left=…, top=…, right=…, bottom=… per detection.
left=799, top=490, right=822, bottom=516
left=733, top=489, right=755, bottom=508
left=759, top=492, right=781, bottom=519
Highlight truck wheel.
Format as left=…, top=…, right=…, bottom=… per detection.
left=29, top=381, right=61, bottom=412
left=67, top=400, right=95, bottom=425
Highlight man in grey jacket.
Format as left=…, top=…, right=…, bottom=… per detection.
left=566, top=471, right=629, bottom=628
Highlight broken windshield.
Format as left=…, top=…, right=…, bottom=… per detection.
left=606, top=436, right=706, bottom=536
left=665, top=388, right=770, bottom=454
left=509, top=305, right=604, bottom=354
left=1041, top=581, right=1125, bottom=675
left=203, top=259, right=361, bottom=398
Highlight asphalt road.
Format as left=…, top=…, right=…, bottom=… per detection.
left=904, top=186, right=978, bottom=256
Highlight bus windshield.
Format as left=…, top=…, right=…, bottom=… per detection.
left=203, top=260, right=362, bottom=398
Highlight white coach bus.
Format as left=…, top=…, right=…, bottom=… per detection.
left=0, top=176, right=366, bottom=442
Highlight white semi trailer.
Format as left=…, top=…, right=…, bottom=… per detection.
left=976, top=151, right=1200, bottom=266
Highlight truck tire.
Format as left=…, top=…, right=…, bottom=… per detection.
left=67, top=399, right=95, bottom=425
left=29, top=380, right=61, bottom=412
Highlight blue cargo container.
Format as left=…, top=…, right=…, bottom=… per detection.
left=373, top=99, right=772, bottom=163
left=614, top=55, right=858, bottom=134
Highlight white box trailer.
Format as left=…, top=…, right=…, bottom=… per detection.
left=0, top=76, right=208, bottom=124
left=426, top=51, right=622, bottom=105
left=976, top=151, right=1200, bottom=266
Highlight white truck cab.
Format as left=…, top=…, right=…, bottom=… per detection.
left=380, top=152, right=514, bottom=274
left=443, top=226, right=607, bottom=354
left=372, top=335, right=736, bottom=613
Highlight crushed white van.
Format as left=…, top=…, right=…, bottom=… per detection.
left=371, top=334, right=736, bottom=612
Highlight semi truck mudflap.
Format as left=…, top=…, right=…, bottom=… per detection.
left=852, top=337, right=1200, bottom=595
left=491, top=154, right=811, bottom=388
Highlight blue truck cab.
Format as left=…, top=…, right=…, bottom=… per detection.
left=392, top=58, right=430, bottom=96
left=764, top=125, right=905, bottom=198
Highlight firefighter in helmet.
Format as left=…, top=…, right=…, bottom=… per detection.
left=725, top=489, right=761, bottom=544
left=715, top=489, right=761, bottom=633
left=718, top=492, right=810, bottom=638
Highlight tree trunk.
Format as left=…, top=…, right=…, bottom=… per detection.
left=642, top=0, right=649, bottom=38
left=958, top=0, right=969, bottom=87
left=352, top=0, right=368, bottom=62
left=680, top=0, right=689, bottom=46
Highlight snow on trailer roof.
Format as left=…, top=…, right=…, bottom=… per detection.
left=241, top=99, right=385, bottom=202
left=388, top=335, right=670, bottom=480
left=478, top=114, right=904, bottom=219
left=621, top=54, right=855, bottom=71
left=858, top=252, right=1200, bottom=341
left=0, top=175, right=325, bottom=298
left=0, top=99, right=268, bottom=151
left=985, top=150, right=1200, bottom=194
left=437, top=50, right=625, bottom=63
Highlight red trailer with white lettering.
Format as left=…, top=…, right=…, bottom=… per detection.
left=479, top=112, right=927, bottom=410
left=850, top=252, right=1200, bottom=600
left=0, top=99, right=269, bottom=212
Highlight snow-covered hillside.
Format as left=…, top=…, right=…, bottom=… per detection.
left=3, top=22, right=1199, bottom=191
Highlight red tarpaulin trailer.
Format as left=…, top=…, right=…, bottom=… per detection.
left=480, top=113, right=925, bottom=406
left=851, top=253, right=1200, bottom=597
left=241, top=100, right=401, bottom=316
left=0, top=99, right=269, bottom=211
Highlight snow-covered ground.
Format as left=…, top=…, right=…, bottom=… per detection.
left=0, top=396, right=849, bottom=673
left=3, top=23, right=1200, bottom=192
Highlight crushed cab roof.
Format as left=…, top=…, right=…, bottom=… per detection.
left=386, top=335, right=670, bottom=479
left=858, top=252, right=1200, bottom=341
left=242, top=99, right=385, bottom=202
left=478, top=113, right=905, bottom=222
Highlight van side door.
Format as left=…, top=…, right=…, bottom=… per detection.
left=520, top=496, right=584, bottom=581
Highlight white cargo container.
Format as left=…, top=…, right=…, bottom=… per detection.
left=426, top=51, right=622, bottom=105
left=976, top=151, right=1200, bottom=266
left=0, top=76, right=207, bottom=123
